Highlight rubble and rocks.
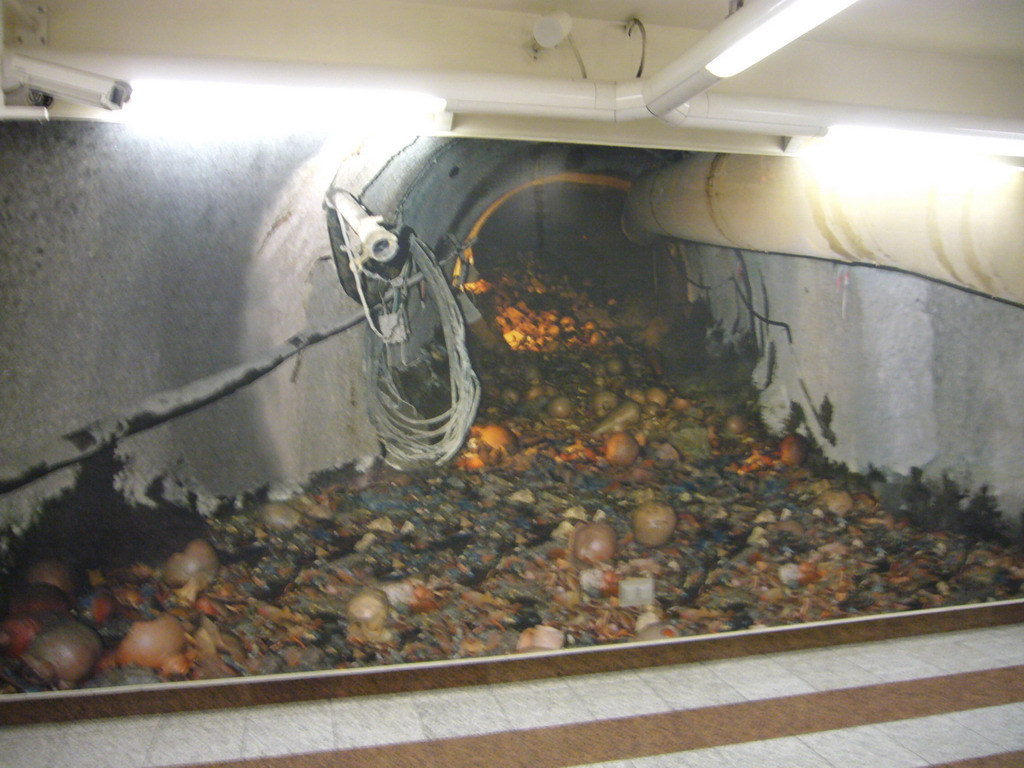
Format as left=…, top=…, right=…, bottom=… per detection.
left=1, top=257, right=1022, bottom=694
left=115, top=614, right=187, bottom=672
left=21, top=619, right=102, bottom=689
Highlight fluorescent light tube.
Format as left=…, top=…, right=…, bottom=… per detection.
left=124, top=79, right=447, bottom=139
left=706, top=0, right=863, bottom=78
left=822, top=125, right=1024, bottom=159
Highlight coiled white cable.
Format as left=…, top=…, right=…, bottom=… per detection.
left=363, top=236, right=480, bottom=469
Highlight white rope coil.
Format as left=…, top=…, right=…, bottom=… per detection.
left=363, top=236, right=480, bottom=469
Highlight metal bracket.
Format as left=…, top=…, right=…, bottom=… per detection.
left=781, top=135, right=810, bottom=154
left=8, top=0, right=48, bottom=46
left=378, top=311, right=409, bottom=344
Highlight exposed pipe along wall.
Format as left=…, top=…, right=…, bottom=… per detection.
left=622, top=154, right=1024, bottom=524
left=622, top=153, right=1024, bottom=306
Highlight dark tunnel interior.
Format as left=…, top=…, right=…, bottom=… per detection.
left=472, top=179, right=655, bottom=303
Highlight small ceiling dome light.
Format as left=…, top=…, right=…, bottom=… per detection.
left=533, top=11, right=573, bottom=49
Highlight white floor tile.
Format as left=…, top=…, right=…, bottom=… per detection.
left=51, top=716, right=163, bottom=768
left=639, top=745, right=732, bottom=768
left=636, top=736, right=825, bottom=768
left=494, top=677, right=593, bottom=729
left=406, top=686, right=513, bottom=739
left=634, top=663, right=747, bottom=710
left=0, top=723, right=62, bottom=768
left=952, top=629, right=1024, bottom=666
left=332, top=693, right=426, bottom=748
left=950, top=703, right=1024, bottom=751
left=145, top=709, right=247, bottom=767
left=703, top=655, right=816, bottom=700
left=242, top=700, right=335, bottom=757
left=905, top=644, right=1017, bottom=674
left=709, top=736, right=833, bottom=767
left=876, top=712, right=1006, bottom=764
left=567, top=670, right=674, bottom=720
left=628, top=754, right=699, bottom=768
left=798, top=723, right=928, bottom=768
left=839, top=645, right=947, bottom=683
left=773, top=646, right=886, bottom=691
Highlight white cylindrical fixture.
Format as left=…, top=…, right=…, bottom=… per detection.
left=622, top=153, right=1024, bottom=305
left=533, top=11, right=573, bottom=49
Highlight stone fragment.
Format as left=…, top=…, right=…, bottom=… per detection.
left=631, top=501, right=677, bottom=547
left=668, top=425, right=712, bottom=459
left=355, top=532, right=378, bottom=552
left=618, top=577, right=656, bottom=607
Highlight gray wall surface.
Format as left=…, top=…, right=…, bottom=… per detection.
left=4, top=121, right=1019, bottom=542
left=0, top=126, right=666, bottom=541
left=0, top=122, right=382, bottom=536
left=686, top=243, right=1024, bottom=524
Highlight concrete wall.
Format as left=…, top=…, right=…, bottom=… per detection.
left=686, top=243, right=1024, bottom=524
left=0, top=122, right=385, bottom=536
left=0, top=125, right=665, bottom=542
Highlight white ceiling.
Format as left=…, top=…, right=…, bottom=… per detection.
left=409, top=0, right=1024, bottom=62
left=14, top=0, right=1024, bottom=151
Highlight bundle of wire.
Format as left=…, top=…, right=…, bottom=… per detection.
left=357, top=235, right=480, bottom=469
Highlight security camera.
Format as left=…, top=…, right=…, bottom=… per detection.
left=2, top=53, right=131, bottom=110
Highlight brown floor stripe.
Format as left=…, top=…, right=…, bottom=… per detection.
left=4, top=601, right=1021, bottom=726
left=932, top=753, right=1024, bottom=768
left=178, top=664, right=1024, bottom=768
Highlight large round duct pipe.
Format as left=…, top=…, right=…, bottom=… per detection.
left=622, top=153, right=1024, bottom=305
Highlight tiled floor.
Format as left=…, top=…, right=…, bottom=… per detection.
left=1, top=623, right=1022, bottom=767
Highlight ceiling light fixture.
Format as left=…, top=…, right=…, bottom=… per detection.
left=706, top=0, right=864, bottom=78
left=3, top=53, right=131, bottom=110
left=123, top=79, right=449, bottom=139
left=644, top=0, right=865, bottom=121
left=819, top=125, right=1024, bottom=160
left=798, top=125, right=1024, bottom=193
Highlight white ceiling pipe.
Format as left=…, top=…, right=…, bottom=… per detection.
left=662, top=93, right=1024, bottom=143
left=673, top=93, right=1024, bottom=138
left=15, top=48, right=1024, bottom=148
left=641, top=0, right=861, bottom=119
left=9, top=1, right=862, bottom=128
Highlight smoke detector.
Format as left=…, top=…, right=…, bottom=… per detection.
left=533, top=11, right=573, bottom=49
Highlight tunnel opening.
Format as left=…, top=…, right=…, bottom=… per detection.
left=462, top=172, right=736, bottom=383
left=1, top=130, right=1022, bottom=702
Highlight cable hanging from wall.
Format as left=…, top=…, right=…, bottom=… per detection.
left=531, top=11, right=588, bottom=79
left=625, top=18, right=647, bottom=78
left=0, top=188, right=481, bottom=493
left=325, top=189, right=480, bottom=470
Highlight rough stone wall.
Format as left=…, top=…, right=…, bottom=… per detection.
left=686, top=243, right=1024, bottom=525
left=0, top=123, right=385, bottom=536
